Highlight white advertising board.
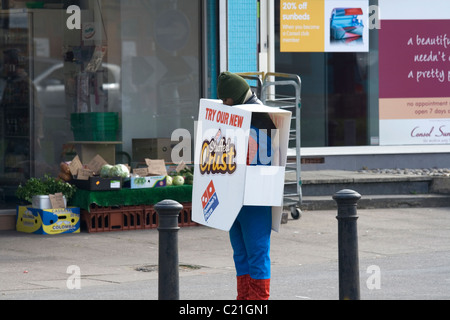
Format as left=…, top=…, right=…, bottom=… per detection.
left=191, top=99, right=292, bottom=232
left=378, top=0, right=450, bottom=145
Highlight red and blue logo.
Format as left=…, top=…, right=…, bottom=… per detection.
left=201, top=180, right=219, bottom=222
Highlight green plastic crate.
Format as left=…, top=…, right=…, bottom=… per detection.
left=71, top=112, right=119, bottom=141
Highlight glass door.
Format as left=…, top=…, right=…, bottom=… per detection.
left=0, top=11, right=34, bottom=207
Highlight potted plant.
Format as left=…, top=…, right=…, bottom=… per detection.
left=16, top=174, right=77, bottom=209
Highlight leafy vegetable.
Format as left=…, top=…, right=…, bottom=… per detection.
left=16, top=174, right=77, bottom=203
left=184, top=175, right=193, bottom=185
left=100, top=164, right=113, bottom=178
left=109, top=164, right=130, bottom=178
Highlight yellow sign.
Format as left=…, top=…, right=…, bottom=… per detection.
left=280, top=0, right=369, bottom=52
left=280, top=0, right=325, bottom=52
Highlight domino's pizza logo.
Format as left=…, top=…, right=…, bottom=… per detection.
left=201, top=180, right=219, bottom=222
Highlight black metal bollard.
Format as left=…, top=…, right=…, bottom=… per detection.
left=155, top=199, right=183, bottom=300
left=332, top=189, right=361, bottom=300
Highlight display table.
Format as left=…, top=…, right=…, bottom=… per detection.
left=71, top=185, right=194, bottom=232
left=71, top=185, right=193, bottom=211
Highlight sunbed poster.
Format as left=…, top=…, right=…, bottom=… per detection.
left=378, top=0, right=450, bottom=145
left=280, top=0, right=369, bottom=52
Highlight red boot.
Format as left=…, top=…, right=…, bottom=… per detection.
left=248, top=278, right=270, bottom=300
left=236, top=274, right=250, bottom=300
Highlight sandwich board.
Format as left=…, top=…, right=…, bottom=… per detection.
left=192, top=99, right=291, bottom=232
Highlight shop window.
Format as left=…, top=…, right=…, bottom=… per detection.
left=0, top=0, right=205, bottom=209
left=274, top=2, right=377, bottom=147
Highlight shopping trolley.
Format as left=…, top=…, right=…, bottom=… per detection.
left=261, top=72, right=302, bottom=219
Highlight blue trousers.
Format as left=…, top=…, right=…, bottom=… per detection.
left=229, top=205, right=272, bottom=280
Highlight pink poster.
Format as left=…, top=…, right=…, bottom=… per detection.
left=379, top=19, right=450, bottom=145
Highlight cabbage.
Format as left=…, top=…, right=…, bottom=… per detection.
left=109, top=164, right=130, bottom=178
left=173, top=175, right=184, bottom=186
left=100, top=164, right=113, bottom=178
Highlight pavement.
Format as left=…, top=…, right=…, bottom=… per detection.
left=1, top=205, right=450, bottom=300
left=298, top=169, right=450, bottom=210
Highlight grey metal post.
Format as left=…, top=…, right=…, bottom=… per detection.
left=155, top=199, right=182, bottom=300
left=332, top=189, right=361, bottom=300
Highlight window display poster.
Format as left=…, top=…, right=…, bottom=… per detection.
left=378, top=0, right=450, bottom=145
left=280, top=0, right=369, bottom=52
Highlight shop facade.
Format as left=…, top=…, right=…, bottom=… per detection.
left=219, top=0, right=450, bottom=171
left=258, top=0, right=450, bottom=170
left=1, top=0, right=450, bottom=210
left=0, top=0, right=215, bottom=209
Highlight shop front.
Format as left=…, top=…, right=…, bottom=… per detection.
left=4, top=0, right=450, bottom=216
left=0, top=0, right=214, bottom=210
left=270, top=0, right=450, bottom=170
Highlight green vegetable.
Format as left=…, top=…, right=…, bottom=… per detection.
left=179, top=167, right=193, bottom=176
left=166, top=175, right=173, bottom=186
left=169, top=170, right=178, bottom=177
left=109, top=164, right=130, bottom=178
left=16, top=174, right=77, bottom=203
left=100, top=164, right=113, bottom=178
left=184, top=175, right=193, bottom=185
left=173, top=175, right=184, bottom=186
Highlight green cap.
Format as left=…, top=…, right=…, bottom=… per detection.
left=217, top=71, right=250, bottom=105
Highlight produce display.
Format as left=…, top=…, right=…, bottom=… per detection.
left=94, top=161, right=194, bottom=189
left=168, top=167, right=194, bottom=185
left=22, top=154, right=194, bottom=197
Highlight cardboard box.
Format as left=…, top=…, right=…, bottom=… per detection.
left=130, top=175, right=166, bottom=189
left=132, top=138, right=175, bottom=163
left=16, top=206, right=80, bottom=235
left=72, top=176, right=122, bottom=191
left=192, top=99, right=292, bottom=232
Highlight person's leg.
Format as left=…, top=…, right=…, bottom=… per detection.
left=229, top=215, right=250, bottom=299
left=238, top=206, right=272, bottom=300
